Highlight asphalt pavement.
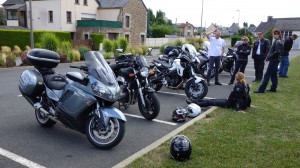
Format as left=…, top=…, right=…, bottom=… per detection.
left=0, top=49, right=298, bottom=168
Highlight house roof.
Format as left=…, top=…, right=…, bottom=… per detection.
left=177, top=22, right=194, bottom=29
left=2, top=0, right=25, bottom=6
left=5, top=3, right=25, bottom=10
left=255, top=17, right=300, bottom=33
left=96, top=0, right=147, bottom=10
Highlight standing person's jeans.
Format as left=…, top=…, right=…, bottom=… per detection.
left=279, top=56, right=289, bottom=77
left=254, top=57, right=265, bottom=81
left=258, top=60, right=280, bottom=92
left=229, top=60, right=248, bottom=84
left=207, top=56, right=221, bottom=83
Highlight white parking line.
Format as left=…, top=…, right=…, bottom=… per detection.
left=18, top=95, right=23, bottom=97
left=157, top=91, right=214, bottom=99
left=124, top=113, right=177, bottom=126
left=0, top=147, right=46, bottom=168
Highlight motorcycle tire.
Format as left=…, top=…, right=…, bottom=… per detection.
left=138, top=92, right=160, bottom=120
left=86, top=116, right=125, bottom=149
left=185, top=79, right=208, bottom=99
left=200, top=62, right=215, bottom=79
left=35, top=110, right=56, bottom=127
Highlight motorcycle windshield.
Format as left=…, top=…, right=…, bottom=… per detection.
left=183, top=44, right=197, bottom=58
left=135, top=55, right=149, bottom=69
left=84, top=51, right=117, bottom=86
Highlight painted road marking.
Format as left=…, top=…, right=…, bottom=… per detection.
left=0, top=147, right=46, bottom=168
left=18, top=95, right=23, bottom=97
left=124, top=113, right=177, bottom=126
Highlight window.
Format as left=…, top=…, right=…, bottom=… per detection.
left=141, top=34, right=145, bottom=44
left=84, top=34, right=89, bottom=40
left=67, top=11, right=72, bottom=23
left=84, top=0, right=88, bottom=5
left=125, top=15, right=130, bottom=28
left=7, top=11, right=18, bottom=20
left=48, top=11, right=53, bottom=22
left=125, top=34, right=129, bottom=42
left=75, top=0, right=79, bottom=4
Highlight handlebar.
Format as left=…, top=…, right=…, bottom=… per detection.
left=70, top=65, right=88, bottom=72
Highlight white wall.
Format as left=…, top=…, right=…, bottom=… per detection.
left=146, top=37, right=186, bottom=47
left=292, top=31, right=300, bottom=49
left=7, top=20, right=19, bottom=26
left=97, top=9, right=120, bottom=21
left=27, top=0, right=99, bottom=32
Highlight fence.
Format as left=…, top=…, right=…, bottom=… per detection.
left=145, top=37, right=186, bottom=47
left=72, top=39, right=93, bottom=48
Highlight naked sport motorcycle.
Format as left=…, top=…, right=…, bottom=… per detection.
left=19, top=49, right=126, bottom=149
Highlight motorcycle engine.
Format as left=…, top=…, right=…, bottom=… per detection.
left=166, top=74, right=182, bottom=87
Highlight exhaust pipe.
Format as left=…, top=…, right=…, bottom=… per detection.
left=33, top=102, right=58, bottom=122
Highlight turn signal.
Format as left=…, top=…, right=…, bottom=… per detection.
left=129, top=73, right=135, bottom=78
left=149, top=71, right=155, bottom=76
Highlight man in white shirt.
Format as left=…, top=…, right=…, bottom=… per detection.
left=205, top=28, right=226, bottom=86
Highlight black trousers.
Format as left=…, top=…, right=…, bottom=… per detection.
left=196, top=99, right=233, bottom=108
left=254, top=57, right=265, bottom=80
left=230, top=60, right=248, bottom=83
left=207, top=56, right=221, bottom=83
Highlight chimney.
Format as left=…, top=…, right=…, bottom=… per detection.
left=267, top=16, right=273, bottom=22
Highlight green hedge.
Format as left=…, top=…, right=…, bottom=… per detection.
left=0, top=29, right=71, bottom=50
left=231, top=35, right=242, bottom=47
left=90, top=33, right=104, bottom=51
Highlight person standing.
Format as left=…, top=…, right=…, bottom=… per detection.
left=279, top=34, right=298, bottom=77
left=254, top=29, right=284, bottom=93
left=229, top=36, right=251, bottom=85
left=206, top=28, right=226, bottom=86
left=252, top=31, right=270, bottom=82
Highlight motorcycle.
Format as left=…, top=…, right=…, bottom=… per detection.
left=110, top=49, right=160, bottom=120
left=219, top=48, right=237, bottom=76
left=149, top=44, right=208, bottom=99
left=19, top=49, right=126, bottom=149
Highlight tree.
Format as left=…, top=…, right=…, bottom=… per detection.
left=238, top=28, right=251, bottom=36
left=0, top=8, right=4, bottom=25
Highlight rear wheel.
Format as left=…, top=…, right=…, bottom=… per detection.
left=35, top=110, right=56, bottom=128
left=86, top=116, right=125, bottom=149
left=138, top=92, right=160, bottom=120
left=185, top=79, right=208, bottom=99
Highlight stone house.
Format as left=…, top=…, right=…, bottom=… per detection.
left=2, top=0, right=147, bottom=46
left=177, top=22, right=194, bottom=37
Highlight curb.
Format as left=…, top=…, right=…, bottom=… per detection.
left=112, top=106, right=218, bottom=168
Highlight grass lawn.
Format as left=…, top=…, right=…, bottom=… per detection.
left=126, top=56, right=300, bottom=168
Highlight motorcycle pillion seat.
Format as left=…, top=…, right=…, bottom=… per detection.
left=43, top=74, right=67, bottom=90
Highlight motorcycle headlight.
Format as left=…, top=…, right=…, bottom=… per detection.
left=140, top=67, right=149, bottom=77
left=91, top=82, right=109, bottom=97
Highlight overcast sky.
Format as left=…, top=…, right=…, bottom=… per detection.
left=1, top=0, right=299, bottom=28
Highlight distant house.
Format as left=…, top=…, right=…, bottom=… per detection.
left=177, top=22, right=194, bottom=37
left=228, top=23, right=240, bottom=35
left=2, top=0, right=147, bottom=46
left=206, top=23, right=218, bottom=33
left=248, top=24, right=256, bottom=33
left=255, top=16, right=300, bottom=49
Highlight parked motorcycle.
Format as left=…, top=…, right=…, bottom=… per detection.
left=19, top=49, right=126, bottom=149
left=219, top=48, right=237, bottom=76
left=110, top=49, right=160, bottom=120
left=150, top=44, right=208, bottom=99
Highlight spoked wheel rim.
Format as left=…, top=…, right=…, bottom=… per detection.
left=189, top=82, right=205, bottom=97
left=88, top=117, right=120, bottom=145
left=35, top=110, right=50, bottom=124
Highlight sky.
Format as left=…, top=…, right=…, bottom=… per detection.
left=1, top=0, right=299, bottom=28
left=143, top=0, right=300, bottom=27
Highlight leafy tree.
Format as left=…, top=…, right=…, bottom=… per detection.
left=151, top=25, right=178, bottom=38
left=264, top=28, right=273, bottom=42
left=238, top=28, right=252, bottom=36
left=0, top=8, right=4, bottom=25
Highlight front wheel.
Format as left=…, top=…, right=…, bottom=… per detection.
left=185, top=79, right=208, bottom=99
left=200, top=62, right=215, bottom=79
left=86, top=116, right=125, bottom=149
left=35, top=110, right=56, bottom=128
left=138, top=92, right=160, bottom=120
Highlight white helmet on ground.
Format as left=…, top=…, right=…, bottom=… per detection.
left=187, top=103, right=201, bottom=118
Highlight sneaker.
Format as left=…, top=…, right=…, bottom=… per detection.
left=215, top=82, right=222, bottom=85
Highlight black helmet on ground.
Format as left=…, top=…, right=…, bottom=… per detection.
left=170, top=135, right=192, bottom=161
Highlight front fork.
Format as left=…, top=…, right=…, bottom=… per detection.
left=136, top=78, right=146, bottom=107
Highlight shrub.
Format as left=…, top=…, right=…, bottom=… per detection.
left=90, top=33, right=104, bottom=51
left=71, top=49, right=81, bottom=62
left=6, top=52, right=16, bottom=67
left=0, top=29, right=71, bottom=49
left=57, top=41, right=72, bottom=63
left=112, top=40, right=120, bottom=57
left=103, top=39, right=113, bottom=53
left=128, top=46, right=143, bottom=55
left=77, top=46, right=91, bottom=60
left=0, top=54, right=6, bottom=67
left=175, top=39, right=183, bottom=46
left=35, top=43, right=42, bottom=48
left=40, top=33, right=60, bottom=51
left=1, top=46, right=11, bottom=54
left=13, top=45, right=22, bottom=57
left=24, top=46, right=31, bottom=51
left=140, top=45, right=148, bottom=55
left=67, top=51, right=75, bottom=62
left=103, top=52, right=113, bottom=59
left=20, top=46, right=31, bottom=66
left=118, top=37, right=128, bottom=51
left=231, top=35, right=242, bottom=47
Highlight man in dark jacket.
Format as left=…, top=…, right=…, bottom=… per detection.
left=254, top=29, right=284, bottom=93
left=278, top=34, right=298, bottom=77
left=252, top=31, right=270, bottom=82
left=229, top=36, right=251, bottom=85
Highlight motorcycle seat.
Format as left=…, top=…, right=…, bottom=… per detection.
left=44, top=74, right=67, bottom=90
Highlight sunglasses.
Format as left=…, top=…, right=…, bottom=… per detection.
left=242, top=39, right=248, bottom=41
